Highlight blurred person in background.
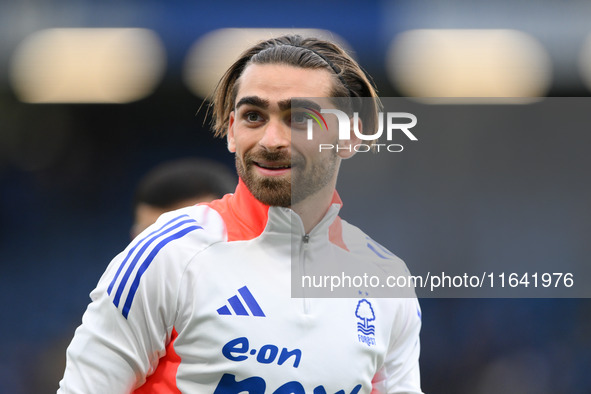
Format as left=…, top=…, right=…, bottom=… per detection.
left=28, top=157, right=235, bottom=393
left=58, top=34, right=422, bottom=393
left=131, top=157, right=237, bottom=238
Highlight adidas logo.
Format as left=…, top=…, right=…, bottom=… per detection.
left=217, top=286, right=266, bottom=317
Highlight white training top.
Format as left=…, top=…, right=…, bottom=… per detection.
left=58, top=181, right=422, bottom=393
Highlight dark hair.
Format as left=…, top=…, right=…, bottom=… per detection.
left=210, top=34, right=380, bottom=138
left=133, top=158, right=236, bottom=209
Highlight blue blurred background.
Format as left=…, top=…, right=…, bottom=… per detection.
left=1, top=0, right=590, bottom=392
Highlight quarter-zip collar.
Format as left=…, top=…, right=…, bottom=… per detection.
left=207, top=178, right=346, bottom=247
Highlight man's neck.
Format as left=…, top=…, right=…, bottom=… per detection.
left=290, top=186, right=338, bottom=234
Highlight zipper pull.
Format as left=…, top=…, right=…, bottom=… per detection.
left=303, top=234, right=310, bottom=243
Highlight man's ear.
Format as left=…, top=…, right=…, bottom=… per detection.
left=227, top=111, right=236, bottom=153
left=336, top=116, right=362, bottom=159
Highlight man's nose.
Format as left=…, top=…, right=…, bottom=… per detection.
left=258, top=119, right=290, bottom=151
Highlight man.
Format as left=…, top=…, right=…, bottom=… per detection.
left=59, top=35, right=422, bottom=393
left=131, top=157, right=236, bottom=238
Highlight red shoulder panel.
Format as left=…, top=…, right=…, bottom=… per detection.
left=206, top=179, right=270, bottom=242
left=133, top=328, right=181, bottom=393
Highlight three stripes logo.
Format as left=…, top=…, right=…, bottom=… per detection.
left=217, top=286, right=266, bottom=317
left=107, top=214, right=202, bottom=319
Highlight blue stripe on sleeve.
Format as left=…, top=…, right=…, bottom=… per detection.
left=107, top=214, right=189, bottom=295
left=367, top=242, right=389, bottom=259
left=113, top=218, right=198, bottom=308
left=365, top=237, right=395, bottom=259
left=121, top=224, right=202, bottom=319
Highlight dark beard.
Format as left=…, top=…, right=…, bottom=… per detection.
left=291, top=148, right=337, bottom=206
left=236, top=150, right=292, bottom=207
left=236, top=147, right=338, bottom=208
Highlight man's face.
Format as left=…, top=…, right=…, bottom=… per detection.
left=227, top=63, right=349, bottom=207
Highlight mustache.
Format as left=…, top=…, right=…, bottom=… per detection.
left=244, top=150, right=303, bottom=166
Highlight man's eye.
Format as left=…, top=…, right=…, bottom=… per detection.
left=245, top=112, right=262, bottom=122
left=291, top=111, right=311, bottom=125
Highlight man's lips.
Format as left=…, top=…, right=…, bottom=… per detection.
left=252, top=161, right=291, bottom=176
left=254, top=161, right=291, bottom=170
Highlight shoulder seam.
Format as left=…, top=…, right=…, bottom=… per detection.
left=172, top=237, right=230, bottom=327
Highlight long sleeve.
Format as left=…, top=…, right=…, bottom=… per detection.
left=58, top=211, right=204, bottom=393
left=373, top=297, right=423, bottom=394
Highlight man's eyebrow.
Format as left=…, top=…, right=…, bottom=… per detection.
left=235, top=97, right=322, bottom=112
left=282, top=99, right=322, bottom=112
left=235, top=96, right=269, bottom=110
